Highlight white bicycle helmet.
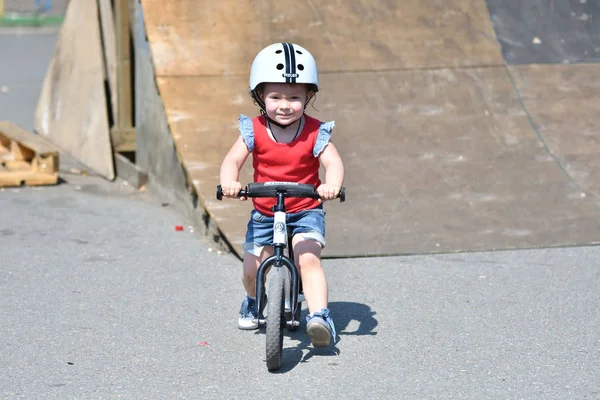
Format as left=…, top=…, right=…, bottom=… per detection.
left=250, top=43, right=319, bottom=91
left=249, top=43, right=319, bottom=128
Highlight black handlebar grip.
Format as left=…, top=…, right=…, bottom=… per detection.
left=339, top=187, right=346, bottom=203
left=216, top=185, right=223, bottom=200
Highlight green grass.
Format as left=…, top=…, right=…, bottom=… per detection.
left=0, top=12, right=63, bottom=27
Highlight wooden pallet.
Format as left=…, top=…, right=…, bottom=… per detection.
left=0, top=121, right=59, bottom=187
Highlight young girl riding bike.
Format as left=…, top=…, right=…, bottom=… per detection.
left=219, top=43, right=345, bottom=347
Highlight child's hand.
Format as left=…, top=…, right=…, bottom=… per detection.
left=221, top=181, right=245, bottom=200
left=317, top=184, right=341, bottom=201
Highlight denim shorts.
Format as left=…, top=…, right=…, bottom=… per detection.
left=244, top=205, right=326, bottom=257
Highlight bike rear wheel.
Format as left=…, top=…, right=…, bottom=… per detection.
left=266, top=272, right=286, bottom=371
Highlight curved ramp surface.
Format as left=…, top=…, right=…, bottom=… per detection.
left=140, top=0, right=600, bottom=257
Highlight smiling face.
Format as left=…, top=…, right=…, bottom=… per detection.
left=260, top=83, right=310, bottom=126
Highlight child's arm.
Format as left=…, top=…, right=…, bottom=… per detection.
left=220, top=136, right=251, bottom=198
left=317, top=142, right=345, bottom=201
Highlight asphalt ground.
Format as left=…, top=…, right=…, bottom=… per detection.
left=1, top=26, right=600, bottom=400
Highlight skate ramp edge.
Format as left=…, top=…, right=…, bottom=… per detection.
left=130, top=1, right=234, bottom=255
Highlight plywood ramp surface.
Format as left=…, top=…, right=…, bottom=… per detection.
left=157, top=66, right=600, bottom=256
left=141, top=0, right=600, bottom=256
left=142, top=0, right=504, bottom=77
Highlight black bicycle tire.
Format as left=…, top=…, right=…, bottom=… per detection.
left=266, top=273, right=285, bottom=371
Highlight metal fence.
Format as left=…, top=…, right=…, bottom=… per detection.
left=1, top=0, right=70, bottom=18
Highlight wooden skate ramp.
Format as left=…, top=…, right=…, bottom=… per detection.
left=140, top=0, right=600, bottom=257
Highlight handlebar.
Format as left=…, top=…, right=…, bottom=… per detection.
left=217, top=182, right=345, bottom=202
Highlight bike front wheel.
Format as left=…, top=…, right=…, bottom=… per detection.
left=265, top=271, right=286, bottom=371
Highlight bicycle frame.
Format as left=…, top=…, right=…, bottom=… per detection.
left=216, top=182, right=345, bottom=370
left=216, top=181, right=345, bottom=331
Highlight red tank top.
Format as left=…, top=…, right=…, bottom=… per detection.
left=251, top=115, right=322, bottom=216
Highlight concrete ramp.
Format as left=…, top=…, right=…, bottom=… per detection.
left=139, top=0, right=600, bottom=257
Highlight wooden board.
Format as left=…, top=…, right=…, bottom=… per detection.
left=99, top=0, right=136, bottom=153
left=34, top=0, right=115, bottom=180
left=141, top=0, right=504, bottom=77
left=0, top=121, right=59, bottom=187
left=98, top=0, right=118, bottom=122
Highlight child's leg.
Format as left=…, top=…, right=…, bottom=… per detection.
left=292, top=236, right=327, bottom=313
left=293, top=235, right=336, bottom=346
left=241, top=247, right=273, bottom=297
left=238, top=246, right=273, bottom=330
left=289, top=208, right=335, bottom=346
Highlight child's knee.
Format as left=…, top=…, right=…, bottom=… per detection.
left=298, top=252, right=321, bottom=269
left=294, top=240, right=322, bottom=269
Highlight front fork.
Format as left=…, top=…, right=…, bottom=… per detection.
left=255, top=244, right=300, bottom=328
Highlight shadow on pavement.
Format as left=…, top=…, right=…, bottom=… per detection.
left=271, top=301, right=378, bottom=373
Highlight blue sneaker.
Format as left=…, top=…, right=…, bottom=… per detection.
left=306, top=308, right=336, bottom=347
left=238, top=296, right=258, bottom=330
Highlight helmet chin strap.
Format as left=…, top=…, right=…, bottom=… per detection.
left=263, top=113, right=295, bottom=129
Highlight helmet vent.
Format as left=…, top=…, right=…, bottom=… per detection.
left=276, top=63, right=284, bottom=70
left=298, top=64, right=304, bottom=71
left=275, top=50, right=282, bottom=54
left=296, top=50, right=303, bottom=54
